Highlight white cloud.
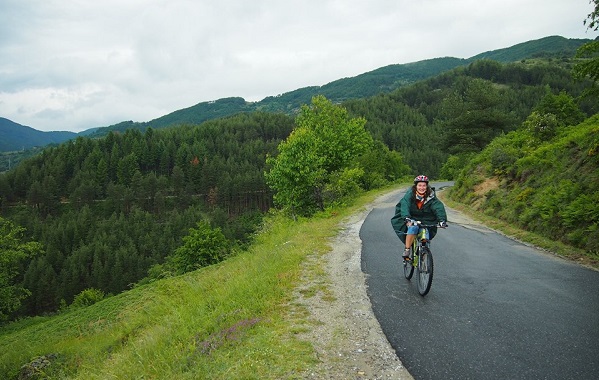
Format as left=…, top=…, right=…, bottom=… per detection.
left=0, top=0, right=595, bottom=132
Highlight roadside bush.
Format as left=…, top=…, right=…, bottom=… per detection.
left=322, top=167, right=364, bottom=207
left=440, top=153, right=475, bottom=180
left=171, top=221, right=231, bottom=274
left=71, top=288, right=105, bottom=308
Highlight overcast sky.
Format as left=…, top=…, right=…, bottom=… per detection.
left=0, top=0, right=596, bottom=133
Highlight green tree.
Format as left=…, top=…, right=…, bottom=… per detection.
left=441, top=78, right=514, bottom=154
left=0, top=217, right=43, bottom=321
left=572, top=0, right=599, bottom=97
left=117, top=153, right=140, bottom=187
left=171, top=221, right=230, bottom=274
left=583, top=0, right=599, bottom=31
left=534, top=91, right=585, bottom=128
left=265, top=95, right=374, bottom=216
left=573, top=40, right=599, bottom=97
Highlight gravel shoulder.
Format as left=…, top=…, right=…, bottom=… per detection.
left=295, top=188, right=481, bottom=379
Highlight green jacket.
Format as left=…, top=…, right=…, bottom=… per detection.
left=390, top=187, right=447, bottom=243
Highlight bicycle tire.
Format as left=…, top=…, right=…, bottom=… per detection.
left=417, top=247, right=434, bottom=296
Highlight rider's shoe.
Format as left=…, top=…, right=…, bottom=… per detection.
left=402, top=248, right=411, bottom=261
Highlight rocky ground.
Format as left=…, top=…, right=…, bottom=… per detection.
left=295, top=189, right=479, bottom=379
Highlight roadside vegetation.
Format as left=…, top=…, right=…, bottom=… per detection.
left=0, top=189, right=385, bottom=379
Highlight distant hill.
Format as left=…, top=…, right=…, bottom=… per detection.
left=85, top=35, right=591, bottom=138
left=0, top=35, right=592, bottom=149
left=469, top=35, right=591, bottom=61
left=0, top=117, right=76, bottom=152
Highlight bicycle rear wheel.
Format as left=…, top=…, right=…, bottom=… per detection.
left=403, top=250, right=414, bottom=280
left=417, top=247, right=434, bottom=296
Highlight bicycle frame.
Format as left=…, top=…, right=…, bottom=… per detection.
left=411, top=226, right=430, bottom=264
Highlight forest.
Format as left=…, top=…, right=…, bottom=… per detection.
left=0, top=112, right=296, bottom=318
left=1, top=50, right=598, bottom=322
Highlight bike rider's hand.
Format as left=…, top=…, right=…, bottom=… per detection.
left=439, top=221, right=448, bottom=228
left=405, top=217, right=414, bottom=226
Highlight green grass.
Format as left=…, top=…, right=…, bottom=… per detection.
left=0, top=187, right=391, bottom=380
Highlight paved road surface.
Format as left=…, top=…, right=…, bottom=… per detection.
left=361, top=185, right=599, bottom=380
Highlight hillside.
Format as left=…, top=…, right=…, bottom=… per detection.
left=469, top=35, right=590, bottom=61
left=448, top=114, right=599, bottom=260
left=85, top=36, right=590, bottom=138
left=0, top=118, right=76, bottom=152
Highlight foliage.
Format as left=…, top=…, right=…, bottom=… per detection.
left=439, top=153, right=476, bottom=180
left=583, top=0, right=599, bottom=31
left=0, top=217, right=43, bottom=322
left=322, top=167, right=365, bottom=207
left=354, top=140, right=411, bottom=188
left=345, top=56, right=596, bottom=177
left=572, top=0, right=599, bottom=97
left=449, top=115, right=599, bottom=253
left=533, top=90, right=586, bottom=127
left=0, top=112, right=294, bottom=320
left=171, top=221, right=231, bottom=274
left=70, top=288, right=105, bottom=309
left=573, top=39, right=599, bottom=98
left=265, top=96, right=376, bottom=216
left=440, top=76, right=516, bottom=154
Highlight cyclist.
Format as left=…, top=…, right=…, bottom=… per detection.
left=391, top=175, right=448, bottom=260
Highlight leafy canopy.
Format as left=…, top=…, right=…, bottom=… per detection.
left=573, top=0, right=599, bottom=97
left=0, top=217, right=43, bottom=321
left=171, top=221, right=231, bottom=274
left=265, top=95, right=374, bottom=216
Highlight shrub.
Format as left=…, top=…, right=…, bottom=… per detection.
left=71, top=288, right=105, bottom=308
left=171, top=221, right=231, bottom=274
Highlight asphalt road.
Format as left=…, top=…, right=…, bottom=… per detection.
left=361, top=185, right=599, bottom=380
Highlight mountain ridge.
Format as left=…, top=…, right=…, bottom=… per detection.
left=0, top=117, right=77, bottom=152
left=0, top=35, right=591, bottom=152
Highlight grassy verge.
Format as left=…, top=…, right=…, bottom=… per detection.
left=0, top=187, right=390, bottom=380
left=439, top=190, right=599, bottom=270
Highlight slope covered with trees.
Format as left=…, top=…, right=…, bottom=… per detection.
left=0, top=112, right=296, bottom=318
left=0, top=103, right=408, bottom=320
left=81, top=36, right=592, bottom=138
left=448, top=113, right=599, bottom=258
left=447, top=3, right=599, bottom=260
left=343, top=57, right=597, bottom=178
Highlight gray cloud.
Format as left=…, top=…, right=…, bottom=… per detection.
left=0, top=0, right=595, bottom=132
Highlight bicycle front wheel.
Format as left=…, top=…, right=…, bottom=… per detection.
left=417, top=247, right=434, bottom=296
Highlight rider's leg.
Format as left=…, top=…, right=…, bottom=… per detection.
left=403, top=224, right=419, bottom=259
left=405, top=234, right=415, bottom=251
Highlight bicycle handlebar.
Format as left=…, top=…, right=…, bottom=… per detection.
left=409, top=220, right=448, bottom=228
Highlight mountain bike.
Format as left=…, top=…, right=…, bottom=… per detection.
left=403, top=221, right=447, bottom=296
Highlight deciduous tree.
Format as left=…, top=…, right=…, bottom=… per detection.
left=573, top=0, right=599, bottom=97
left=265, top=95, right=374, bottom=216
left=0, top=217, right=43, bottom=321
